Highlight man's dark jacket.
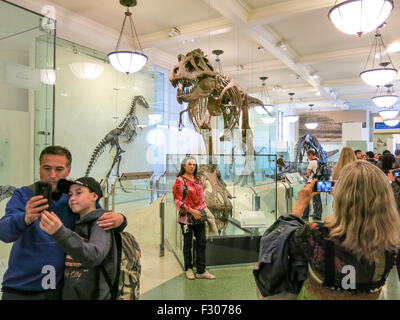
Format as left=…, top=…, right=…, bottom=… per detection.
left=253, top=214, right=308, bottom=297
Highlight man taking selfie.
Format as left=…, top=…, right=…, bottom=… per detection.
left=0, top=146, right=127, bottom=300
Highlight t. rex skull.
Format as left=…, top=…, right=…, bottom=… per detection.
left=169, top=49, right=217, bottom=104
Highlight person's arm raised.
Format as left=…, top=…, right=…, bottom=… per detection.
left=292, top=179, right=319, bottom=219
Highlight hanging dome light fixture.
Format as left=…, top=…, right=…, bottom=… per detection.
left=108, top=0, right=147, bottom=74
left=212, top=49, right=224, bottom=74
left=360, top=30, right=397, bottom=86
left=255, top=76, right=274, bottom=115
left=69, top=62, right=104, bottom=80
left=379, top=109, right=399, bottom=119
left=328, top=0, right=394, bottom=36
left=283, top=92, right=299, bottom=123
left=383, top=119, right=400, bottom=127
left=372, top=84, right=398, bottom=107
left=40, top=69, right=56, bottom=85
left=261, top=117, right=276, bottom=124
left=304, top=104, right=319, bottom=130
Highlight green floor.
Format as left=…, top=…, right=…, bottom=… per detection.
left=141, top=266, right=258, bottom=300
left=141, top=265, right=400, bottom=300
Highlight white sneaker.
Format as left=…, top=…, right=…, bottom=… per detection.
left=185, top=268, right=195, bottom=280
left=196, top=270, right=216, bottom=280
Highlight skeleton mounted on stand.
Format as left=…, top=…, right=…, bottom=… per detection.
left=84, top=95, right=150, bottom=209
left=169, top=48, right=270, bottom=230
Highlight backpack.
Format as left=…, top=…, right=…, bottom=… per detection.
left=88, top=223, right=142, bottom=300
left=313, top=159, right=331, bottom=181
left=253, top=215, right=307, bottom=297
left=103, top=231, right=141, bottom=300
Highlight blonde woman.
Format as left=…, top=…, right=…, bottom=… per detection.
left=331, top=147, right=357, bottom=181
left=289, top=161, right=400, bottom=299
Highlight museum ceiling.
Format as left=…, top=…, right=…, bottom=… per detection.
left=7, top=0, right=400, bottom=115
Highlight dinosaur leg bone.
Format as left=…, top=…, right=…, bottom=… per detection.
left=178, top=107, right=189, bottom=131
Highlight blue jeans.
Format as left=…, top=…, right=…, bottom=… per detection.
left=302, top=193, right=322, bottom=219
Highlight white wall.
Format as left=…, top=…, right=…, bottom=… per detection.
left=53, top=44, right=160, bottom=181
left=0, top=49, right=35, bottom=187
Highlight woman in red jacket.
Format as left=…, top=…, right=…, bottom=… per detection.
left=173, top=156, right=216, bottom=280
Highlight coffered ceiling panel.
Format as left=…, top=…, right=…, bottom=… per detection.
left=245, top=0, right=284, bottom=9
left=8, top=0, right=400, bottom=111
left=267, top=7, right=400, bottom=57
left=156, top=29, right=276, bottom=68
left=46, top=0, right=222, bottom=35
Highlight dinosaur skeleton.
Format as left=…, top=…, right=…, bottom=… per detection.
left=0, top=185, right=16, bottom=202
left=295, top=133, right=338, bottom=163
left=169, top=49, right=270, bottom=224
left=198, top=164, right=233, bottom=231
left=169, top=48, right=269, bottom=143
left=294, top=133, right=338, bottom=179
left=85, top=95, right=150, bottom=205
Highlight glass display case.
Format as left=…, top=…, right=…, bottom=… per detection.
left=0, top=0, right=56, bottom=293
left=53, top=38, right=165, bottom=183
left=165, top=153, right=277, bottom=268
left=277, top=161, right=335, bottom=219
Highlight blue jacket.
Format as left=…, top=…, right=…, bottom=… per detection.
left=253, top=214, right=308, bottom=297
left=0, top=186, right=126, bottom=292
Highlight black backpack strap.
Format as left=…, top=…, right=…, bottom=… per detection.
left=101, top=263, right=117, bottom=300
left=87, top=221, right=119, bottom=300
left=100, top=231, right=122, bottom=300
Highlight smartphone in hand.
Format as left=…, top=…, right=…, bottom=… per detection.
left=313, top=180, right=334, bottom=192
left=35, top=181, right=52, bottom=211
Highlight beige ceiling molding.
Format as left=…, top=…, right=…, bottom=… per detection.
left=143, top=47, right=177, bottom=68
left=297, top=46, right=372, bottom=65
left=322, top=74, right=400, bottom=87
left=246, top=83, right=313, bottom=95
left=223, top=59, right=286, bottom=75
left=203, top=0, right=338, bottom=104
left=8, top=0, right=233, bottom=69
left=139, top=17, right=232, bottom=49
left=248, top=0, right=333, bottom=25
left=8, top=0, right=122, bottom=54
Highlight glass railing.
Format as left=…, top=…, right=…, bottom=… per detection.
left=276, top=161, right=335, bottom=218
left=165, top=153, right=277, bottom=267
left=109, top=185, right=167, bottom=259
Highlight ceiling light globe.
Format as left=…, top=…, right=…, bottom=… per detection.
left=69, top=62, right=104, bottom=80
left=360, top=68, right=397, bottom=87
left=383, top=119, right=400, bottom=127
left=379, top=110, right=399, bottom=119
left=108, top=51, right=147, bottom=74
left=372, top=94, right=399, bottom=107
left=40, top=69, right=56, bottom=85
left=261, top=117, right=276, bottom=124
left=328, top=0, right=394, bottom=36
left=304, top=122, right=319, bottom=130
